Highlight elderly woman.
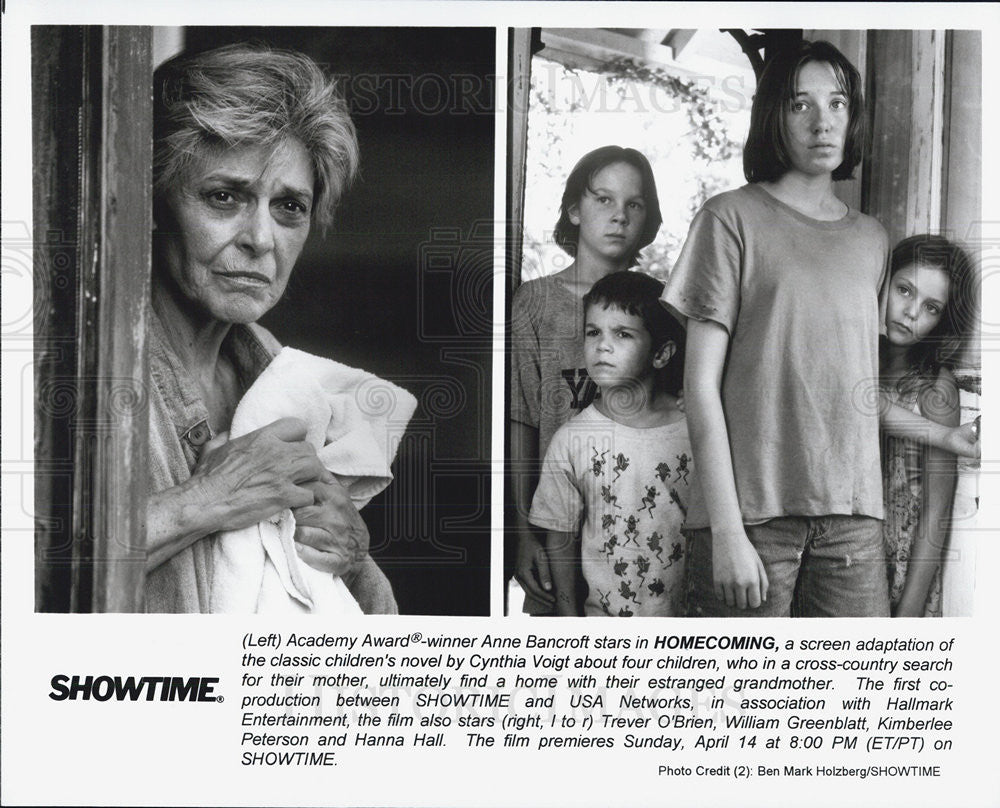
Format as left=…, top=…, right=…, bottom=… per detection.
left=144, top=43, right=397, bottom=613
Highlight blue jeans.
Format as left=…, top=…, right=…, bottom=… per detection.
left=685, top=515, right=889, bottom=617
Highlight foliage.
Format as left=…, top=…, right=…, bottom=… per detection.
left=522, top=56, right=748, bottom=283
left=598, top=58, right=740, bottom=165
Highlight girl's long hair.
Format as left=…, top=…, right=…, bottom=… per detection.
left=882, top=234, right=977, bottom=397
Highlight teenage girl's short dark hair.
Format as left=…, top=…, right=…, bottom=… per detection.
left=554, top=146, right=663, bottom=263
left=583, top=270, right=685, bottom=394
left=888, top=234, right=978, bottom=378
left=744, top=40, right=867, bottom=184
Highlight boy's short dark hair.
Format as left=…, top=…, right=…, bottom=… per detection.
left=554, top=146, right=663, bottom=262
left=583, top=271, right=685, bottom=394
left=744, top=39, right=867, bottom=184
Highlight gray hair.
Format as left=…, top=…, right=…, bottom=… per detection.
left=154, top=43, right=359, bottom=231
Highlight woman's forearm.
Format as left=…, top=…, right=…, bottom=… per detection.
left=144, top=418, right=329, bottom=571
left=144, top=477, right=227, bottom=571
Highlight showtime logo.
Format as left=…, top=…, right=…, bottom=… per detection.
left=49, top=674, right=221, bottom=702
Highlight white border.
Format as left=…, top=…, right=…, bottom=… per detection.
left=3, top=4, right=998, bottom=807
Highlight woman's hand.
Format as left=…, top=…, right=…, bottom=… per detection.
left=145, top=417, right=328, bottom=570
left=190, top=417, right=328, bottom=529
left=292, top=478, right=370, bottom=577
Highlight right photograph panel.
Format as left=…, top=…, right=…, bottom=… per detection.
left=504, top=28, right=982, bottom=619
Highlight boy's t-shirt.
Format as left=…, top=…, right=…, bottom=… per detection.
left=529, top=406, right=692, bottom=617
left=510, top=275, right=598, bottom=458
left=662, top=183, right=889, bottom=529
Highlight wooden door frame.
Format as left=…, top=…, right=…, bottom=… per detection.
left=33, top=25, right=152, bottom=612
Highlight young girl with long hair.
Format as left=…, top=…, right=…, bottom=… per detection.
left=881, top=235, right=977, bottom=616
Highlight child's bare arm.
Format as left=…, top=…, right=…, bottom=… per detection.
left=510, top=420, right=555, bottom=605
left=545, top=530, right=581, bottom=616
left=685, top=319, right=769, bottom=610
left=880, top=391, right=979, bottom=459
left=895, top=371, right=960, bottom=616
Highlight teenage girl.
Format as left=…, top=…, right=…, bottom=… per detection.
left=663, top=40, right=977, bottom=618
left=510, top=145, right=662, bottom=613
left=881, top=235, right=977, bottom=616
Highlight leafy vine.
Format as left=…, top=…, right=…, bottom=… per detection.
left=596, top=58, right=740, bottom=164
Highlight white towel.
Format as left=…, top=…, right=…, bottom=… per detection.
left=209, top=348, right=416, bottom=614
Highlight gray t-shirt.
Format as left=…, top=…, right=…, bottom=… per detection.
left=662, top=183, right=889, bottom=528
left=510, top=274, right=598, bottom=458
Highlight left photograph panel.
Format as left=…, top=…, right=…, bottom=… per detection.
left=32, top=26, right=495, bottom=615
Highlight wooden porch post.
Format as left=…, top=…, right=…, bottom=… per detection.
left=33, top=26, right=152, bottom=612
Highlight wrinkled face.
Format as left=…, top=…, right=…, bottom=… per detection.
left=782, top=60, right=850, bottom=178
left=569, top=162, right=648, bottom=264
left=584, top=303, right=659, bottom=389
left=885, top=263, right=950, bottom=347
left=157, top=137, right=315, bottom=325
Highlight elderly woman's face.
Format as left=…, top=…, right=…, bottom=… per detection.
left=159, top=137, right=314, bottom=324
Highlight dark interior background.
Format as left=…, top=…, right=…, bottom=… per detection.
left=184, top=27, right=495, bottom=615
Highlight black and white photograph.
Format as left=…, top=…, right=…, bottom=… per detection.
left=2, top=4, right=998, bottom=808
left=30, top=25, right=495, bottom=616
left=505, top=27, right=982, bottom=620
